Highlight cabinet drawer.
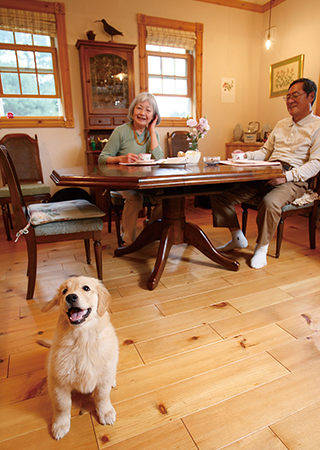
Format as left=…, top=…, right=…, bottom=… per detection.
left=113, top=117, right=129, bottom=126
left=89, top=117, right=112, bottom=126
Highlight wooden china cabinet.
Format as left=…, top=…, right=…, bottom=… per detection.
left=76, top=40, right=136, bottom=164
left=76, top=40, right=136, bottom=216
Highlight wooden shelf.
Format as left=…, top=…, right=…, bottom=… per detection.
left=225, top=142, right=263, bottom=159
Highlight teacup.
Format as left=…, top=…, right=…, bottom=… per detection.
left=138, top=153, right=151, bottom=161
left=231, top=150, right=245, bottom=160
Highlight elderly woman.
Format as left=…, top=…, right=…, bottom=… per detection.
left=98, top=92, right=164, bottom=246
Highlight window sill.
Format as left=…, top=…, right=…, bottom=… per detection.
left=159, top=118, right=189, bottom=127
left=0, top=117, right=74, bottom=128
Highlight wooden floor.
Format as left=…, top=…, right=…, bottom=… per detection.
left=1, top=204, right=320, bottom=449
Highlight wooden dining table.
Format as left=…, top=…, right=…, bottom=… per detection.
left=51, top=160, right=284, bottom=290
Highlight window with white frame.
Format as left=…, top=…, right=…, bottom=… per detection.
left=147, top=44, right=192, bottom=118
left=138, top=15, right=203, bottom=127
left=0, top=1, right=74, bottom=128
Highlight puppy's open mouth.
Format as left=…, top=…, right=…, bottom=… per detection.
left=67, top=307, right=92, bottom=325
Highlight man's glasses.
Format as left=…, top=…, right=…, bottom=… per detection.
left=283, top=92, right=307, bottom=102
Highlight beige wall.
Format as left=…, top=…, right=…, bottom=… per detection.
left=257, top=0, right=320, bottom=127
left=1, top=0, right=319, bottom=193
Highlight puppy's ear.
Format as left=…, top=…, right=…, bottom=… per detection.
left=96, top=281, right=111, bottom=317
left=41, top=291, right=61, bottom=312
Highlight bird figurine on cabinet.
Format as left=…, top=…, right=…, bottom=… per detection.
left=94, top=19, right=123, bottom=41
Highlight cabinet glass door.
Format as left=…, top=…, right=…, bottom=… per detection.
left=89, top=53, right=129, bottom=111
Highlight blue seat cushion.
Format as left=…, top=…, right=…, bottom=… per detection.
left=33, top=217, right=103, bottom=237
left=28, top=199, right=105, bottom=225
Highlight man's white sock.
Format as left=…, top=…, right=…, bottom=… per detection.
left=250, top=243, right=269, bottom=269
left=217, top=229, right=248, bottom=252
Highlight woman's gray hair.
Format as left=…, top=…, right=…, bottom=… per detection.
left=128, top=92, right=161, bottom=125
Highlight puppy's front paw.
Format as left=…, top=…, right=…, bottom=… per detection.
left=97, top=406, right=116, bottom=426
left=52, top=419, right=70, bottom=440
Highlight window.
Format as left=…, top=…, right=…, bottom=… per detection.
left=0, top=0, right=74, bottom=128
left=147, top=45, right=192, bottom=118
left=138, top=14, right=203, bottom=127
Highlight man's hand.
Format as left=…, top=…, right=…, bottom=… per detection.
left=266, top=176, right=286, bottom=186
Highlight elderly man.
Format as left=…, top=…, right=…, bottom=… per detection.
left=211, top=78, right=320, bottom=268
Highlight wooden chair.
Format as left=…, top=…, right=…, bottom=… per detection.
left=110, top=192, right=152, bottom=247
left=0, top=145, right=105, bottom=300
left=0, top=133, right=51, bottom=241
left=166, top=131, right=189, bottom=157
left=241, top=173, right=320, bottom=258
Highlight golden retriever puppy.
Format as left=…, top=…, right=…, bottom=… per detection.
left=41, top=276, right=118, bottom=440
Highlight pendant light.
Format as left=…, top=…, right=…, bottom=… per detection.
left=266, top=0, right=273, bottom=50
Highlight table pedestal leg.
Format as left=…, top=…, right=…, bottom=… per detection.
left=114, top=196, right=239, bottom=290
left=184, top=222, right=239, bottom=271
left=114, top=219, right=163, bottom=256
left=147, top=224, right=174, bottom=290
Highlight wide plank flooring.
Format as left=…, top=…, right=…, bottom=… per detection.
left=1, top=204, right=320, bottom=449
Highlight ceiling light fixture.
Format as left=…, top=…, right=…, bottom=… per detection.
left=266, top=0, right=273, bottom=50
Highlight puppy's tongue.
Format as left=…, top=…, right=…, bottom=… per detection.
left=69, top=308, right=88, bottom=322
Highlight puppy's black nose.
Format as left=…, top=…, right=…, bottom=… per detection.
left=66, top=293, right=78, bottom=304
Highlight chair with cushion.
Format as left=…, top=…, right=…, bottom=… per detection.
left=166, top=131, right=189, bottom=157
left=110, top=192, right=152, bottom=247
left=0, top=145, right=105, bottom=300
left=241, top=173, right=320, bottom=258
left=0, top=133, right=51, bottom=241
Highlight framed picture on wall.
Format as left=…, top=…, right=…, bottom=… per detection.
left=269, top=54, right=304, bottom=98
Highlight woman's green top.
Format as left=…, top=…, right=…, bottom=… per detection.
left=98, top=122, right=163, bottom=164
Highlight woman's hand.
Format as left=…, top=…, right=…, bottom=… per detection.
left=148, top=115, right=159, bottom=151
left=148, top=114, right=158, bottom=133
left=120, top=153, right=139, bottom=163
left=107, top=153, right=139, bottom=164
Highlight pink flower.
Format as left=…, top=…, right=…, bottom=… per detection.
left=187, top=118, right=197, bottom=127
left=6, top=112, right=14, bottom=119
left=199, top=117, right=208, bottom=128
left=186, top=116, right=210, bottom=150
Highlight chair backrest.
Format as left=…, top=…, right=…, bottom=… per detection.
left=166, top=131, right=189, bottom=157
left=309, top=171, right=320, bottom=195
left=0, top=133, right=44, bottom=184
left=0, top=145, right=29, bottom=231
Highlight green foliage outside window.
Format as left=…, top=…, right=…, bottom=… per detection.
left=0, top=29, right=60, bottom=117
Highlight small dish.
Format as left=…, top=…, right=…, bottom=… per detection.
left=158, top=157, right=188, bottom=165
left=204, top=156, right=220, bottom=165
left=119, top=160, right=158, bottom=166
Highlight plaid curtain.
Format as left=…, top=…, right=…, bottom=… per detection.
left=0, top=8, right=56, bottom=37
left=146, top=26, right=196, bottom=50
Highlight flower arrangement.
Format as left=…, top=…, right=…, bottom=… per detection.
left=186, top=116, right=210, bottom=151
